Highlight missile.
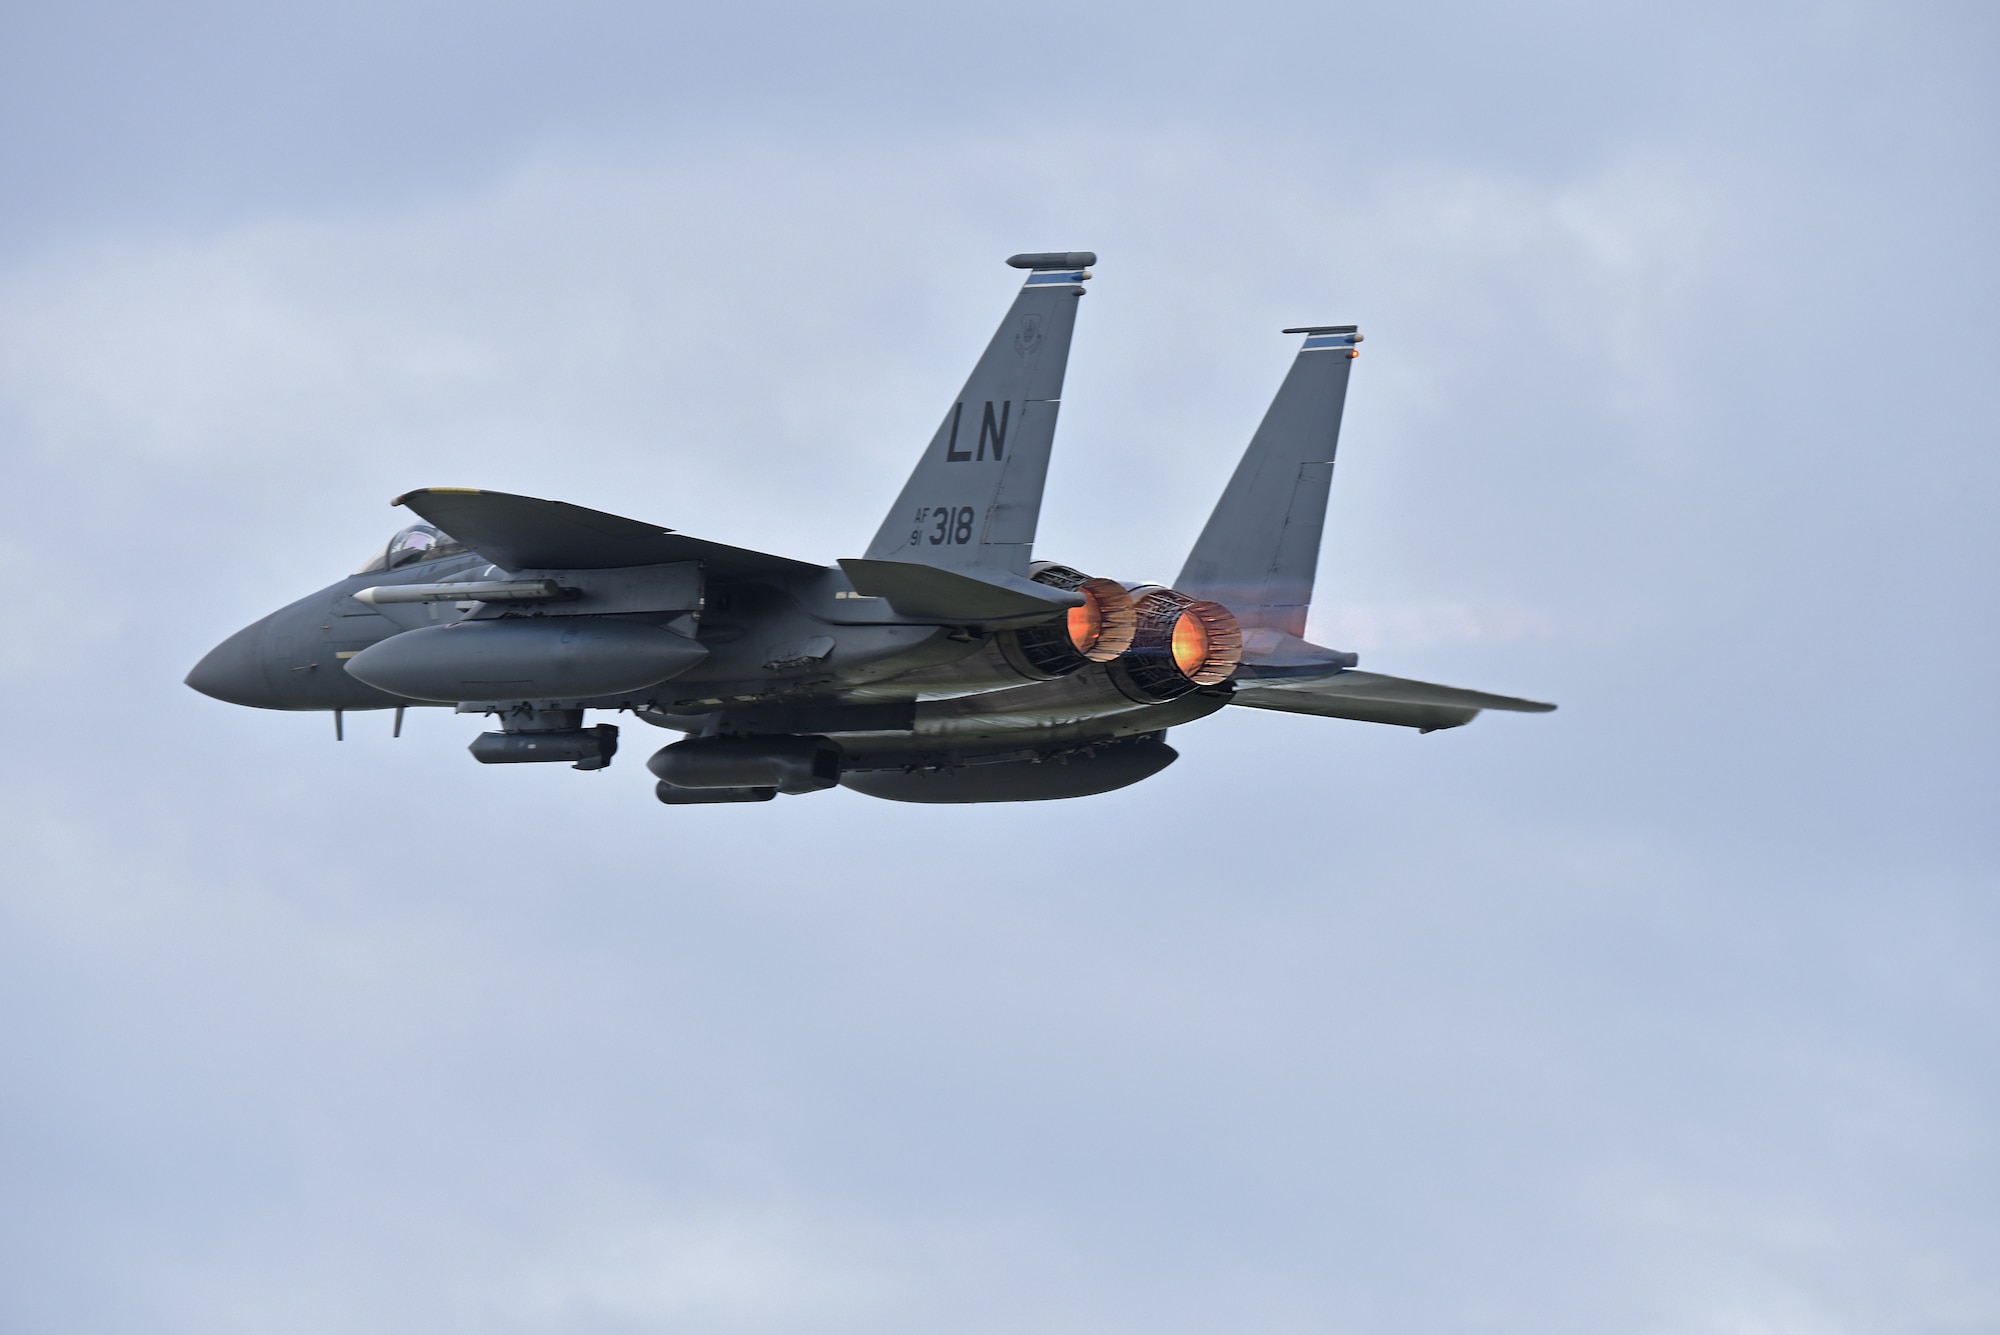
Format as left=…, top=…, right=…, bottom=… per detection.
left=352, top=579, right=567, bottom=605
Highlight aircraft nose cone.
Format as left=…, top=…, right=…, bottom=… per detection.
left=185, top=619, right=275, bottom=707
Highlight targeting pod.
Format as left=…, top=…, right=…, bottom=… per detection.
left=469, top=724, right=619, bottom=771
left=1108, top=586, right=1244, bottom=702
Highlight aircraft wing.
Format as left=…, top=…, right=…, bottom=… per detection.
left=1229, top=668, right=1556, bottom=732
left=395, top=488, right=823, bottom=577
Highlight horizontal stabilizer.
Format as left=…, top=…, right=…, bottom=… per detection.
left=1230, top=668, right=1555, bottom=733
left=839, top=557, right=1082, bottom=625
left=1237, top=627, right=1359, bottom=670
left=395, top=488, right=820, bottom=577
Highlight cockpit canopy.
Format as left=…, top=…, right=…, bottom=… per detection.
left=353, top=523, right=471, bottom=575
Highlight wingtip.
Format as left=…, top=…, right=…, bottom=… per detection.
left=394, top=487, right=481, bottom=507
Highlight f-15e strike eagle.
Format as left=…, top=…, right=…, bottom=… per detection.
left=187, top=251, right=1553, bottom=804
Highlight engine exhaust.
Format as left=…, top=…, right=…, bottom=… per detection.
left=996, top=563, right=1139, bottom=680
left=1109, top=586, right=1243, bottom=702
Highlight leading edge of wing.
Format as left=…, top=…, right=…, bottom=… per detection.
left=1229, top=668, right=1556, bottom=732
left=395, top=488, right=823, bottom=577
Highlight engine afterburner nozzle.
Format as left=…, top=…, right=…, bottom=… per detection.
left=1109, top=586, right=1244, bottom=701
left=992, top=564, right=1140, bottom=681
left=1032, top=564, right=1136, bottom=662
left=1168, top=598, right=1242, bottom=685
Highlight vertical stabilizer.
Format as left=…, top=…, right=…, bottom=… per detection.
left=863, top=253, right=1093, bottom=576
left=1174, top=326, right=1361, bottom=637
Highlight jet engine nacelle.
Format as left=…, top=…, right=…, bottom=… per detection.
left=1107, top=586, right=1243, bottom=702
left=860, top=562, right=1138, bottom=701
left=342, top=617, right=707, bottom=703
left=1001, top=562, right=1138, bottom=676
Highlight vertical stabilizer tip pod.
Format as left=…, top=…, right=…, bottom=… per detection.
left=1006, top=251, right=1097, bottom=269
left=1110, top=587, right=1244, bottom=702
left=1284, top=325, right=1363, bottom=357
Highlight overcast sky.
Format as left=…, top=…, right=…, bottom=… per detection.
left=3, top=4, right=1996, bottom=1333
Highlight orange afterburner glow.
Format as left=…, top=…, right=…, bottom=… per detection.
left=1067, top=599, right=1102, bottom=653
left=1009, top=564, right=1140, bottom=679
left=1172, top=611, right=1209, bottom=675
left=1171, top=598, right=1243, bottom=685
left=1114, top=588, right=1245, bottom=700
left=1063, top=576, right=1137, bottom=662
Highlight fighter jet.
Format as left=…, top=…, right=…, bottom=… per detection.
left=187, top=251, right=1553, bottom=804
